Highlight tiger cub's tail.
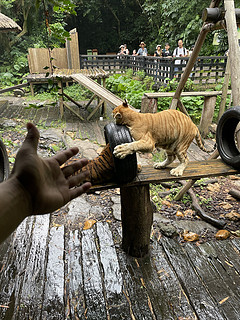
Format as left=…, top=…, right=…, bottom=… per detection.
left=195, top=129, right=212, bottom=153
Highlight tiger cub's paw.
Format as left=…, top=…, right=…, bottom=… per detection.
left=170, top=167, right=184, bottom=177
left=113, top=143, right=132, bottom=159
left=153, top=162, right=167, bottom=169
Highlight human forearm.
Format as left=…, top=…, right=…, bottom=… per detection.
left=0, top=177, right=31, bottom=243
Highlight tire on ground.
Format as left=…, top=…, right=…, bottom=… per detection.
left=104, top=123, right=137, bottom=183
left=0, top=139, right=10, bottom=183
left=216, top=106, right=240, bottom=169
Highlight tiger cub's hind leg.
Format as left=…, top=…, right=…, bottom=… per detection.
left=154, top=151, right=176, bottom=169
left=170, top=151, right=189, bottom=176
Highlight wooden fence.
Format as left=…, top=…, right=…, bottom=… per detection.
left=79, top=54, right=227, bottom=84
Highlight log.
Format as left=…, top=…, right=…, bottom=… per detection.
left=120, top=185, right=153, bottom=257
left=141, top=96, right=157, bottom=113
left=229, top=188, right=240, bottom=200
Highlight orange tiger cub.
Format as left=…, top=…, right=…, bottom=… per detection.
left=112, top=101, right=209, bottom=176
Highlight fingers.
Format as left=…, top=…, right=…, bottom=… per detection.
left=53, top=147, right=80, bottom=166
left=68, top=169, right=90, bottom=188
left=69, top=182, right=92, bottom=200
left=20, top=123, right=40, bottom=153
left=62, top=158, right=89, bottom=178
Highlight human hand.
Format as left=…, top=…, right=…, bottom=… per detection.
left=11, top=123, right=91, bottom=216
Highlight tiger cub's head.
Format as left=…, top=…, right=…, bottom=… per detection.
left=112, top=100, right=129, bottom=125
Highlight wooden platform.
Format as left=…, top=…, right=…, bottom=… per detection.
left=0, top=212, right=240, bottom=319
left=90, top=159, right=238, bottom=192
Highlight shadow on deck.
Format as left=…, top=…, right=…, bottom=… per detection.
left=0, top=98, right=240, bottom=319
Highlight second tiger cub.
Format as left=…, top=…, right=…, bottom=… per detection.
left=112, top=101, right=209, bottom=176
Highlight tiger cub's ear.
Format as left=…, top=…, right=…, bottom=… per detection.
left=123, top=99, right=128, bottom=107
left=115, top=112, right=122, bottom=120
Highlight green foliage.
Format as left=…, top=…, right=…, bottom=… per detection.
left=106, top=70, right=154, bottom=109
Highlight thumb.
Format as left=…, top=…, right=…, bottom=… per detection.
left=22, top=123, right=40, bottom=152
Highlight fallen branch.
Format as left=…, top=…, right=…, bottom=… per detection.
left=179, top=181, right=226, bottom=229
left=229, top=188, right=240, bottom=200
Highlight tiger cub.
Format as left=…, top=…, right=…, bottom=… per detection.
left=112, top=101, right=209, bottom=176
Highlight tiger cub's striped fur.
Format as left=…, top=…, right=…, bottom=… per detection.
left=75, top=144, right=115, bottom=184
left=113, top=101, right=208, bottom=176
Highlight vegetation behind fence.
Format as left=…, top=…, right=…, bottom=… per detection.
left=80, top=55, right=227, bottom=84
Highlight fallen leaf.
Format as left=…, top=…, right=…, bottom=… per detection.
left=52, top=223, right=62, bottom=228
left=184, top=209, right=195, bottom=217
left=83, top=219, right=96, bottom=230
left=176, top=210, right=184, bottom=217
left=219, top=296, right=229, bottom=304
left=207, top=183, right=220, bottom=192
left=225, top=211, right=240, bottom=221
left=221, top=203, right=233, bottom=210
left=161, top=200, right=172, bottom=207
left=215, top=230, right=230, bottom=240
left=230, top=230, right=240, bottom=237
left=183, top=231, right=199, bottom=242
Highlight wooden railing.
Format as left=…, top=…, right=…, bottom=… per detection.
left=79, top=54, right=227, bottom=84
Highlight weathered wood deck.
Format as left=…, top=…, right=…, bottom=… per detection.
left=1, top=212, right=240, bottom=319
left=0, top=99, right=240, bottom=319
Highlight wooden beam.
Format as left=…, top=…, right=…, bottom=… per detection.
left=89, top=159, right=237, bottom=192
left=63, top=101, right=84, bottom=121
left=63, top=92, right=83, bottom=108
left=87, top=100, right=104, bottom=121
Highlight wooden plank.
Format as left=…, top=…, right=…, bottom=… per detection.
left=15, top=215, right=50, bottom=320
left=137, top=256, right=177, bottom=319
left=185, top=242, right=240, bottom=319
left=96, top=222, right=131, bottom=319
left=65, top=229, right=85, bottom=319
left=0, top=83, right=28, bottom=94
left=89, top=159, right=238, bottom=192
left=160, top=237, right=226, bottom=319
left=28, top=48, right=51, bottom=74
left=151, top=241, right=197, bottom=318
left=204, top=241, right=240, bottom=299
left=81, top=227, right=107, bottom=319
left=69, top=30, right=80, bottom=69
left=71, top=73, right=123, bottom=107
left=0, top=217, right=35, bottom=319
left=63, top=101, right=84, bottom=121
left=51, top=48, right=68, bottom=69
left=41, top=225, right=65, bottom=320
left=144, top=90, right=232, bottom=98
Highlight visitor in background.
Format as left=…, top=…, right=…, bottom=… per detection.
left=118, top=45, right=125, bottom=55
left=132, top=49, right=137, bottom=56
left=173, top=39, right=188, bottom=75
left=154, top=45, right=162, bottom=57
left=124, top=44, right=129, bottom=55
left=162, top=43, right=172, bottom=57
left=137, top=41, right=148, bottom=56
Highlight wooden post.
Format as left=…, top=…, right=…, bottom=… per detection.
left=224, top=0, right=240, bottom=106
left=141, top=96, right=157, bottom=113
left=58, top=79, right=64, bottom=118
left=120, top=185, right=153, bottom=257
left=218, top=57, right=231, bottom=121
left=199, top=95, right=217, bottom=137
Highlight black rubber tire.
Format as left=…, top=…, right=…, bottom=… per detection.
left=104, top=123, right=137, bottom=183
left=216, top=106, right=240, bottom=169
left=0, top=139, right=10, bottom=183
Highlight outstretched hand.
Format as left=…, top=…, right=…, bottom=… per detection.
left=11, top=123, right=91, bottom=215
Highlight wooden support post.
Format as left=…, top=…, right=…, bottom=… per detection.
left=120, top=185, right=153, bottom=257
left=58, top=80, right=64, bottom=118
left=141, top=96, right=157, bottom=113
left=30, top=82, right=34, bottom=96
left=199, top=95, right=217, bottom=137
left=218, top=57, right=231, bottom=121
